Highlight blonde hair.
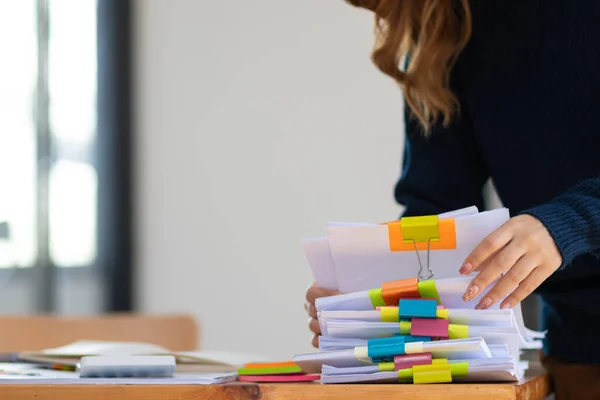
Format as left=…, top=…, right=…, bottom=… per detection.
left=346, top=0, right=472, bottom=131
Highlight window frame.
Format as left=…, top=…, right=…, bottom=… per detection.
left=3, top=0, right=134, bottom=313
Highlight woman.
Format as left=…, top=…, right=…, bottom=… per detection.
left=305, top=1, right=600, bottom=398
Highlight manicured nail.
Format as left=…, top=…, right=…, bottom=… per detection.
left=462, top=284, right=480, bottom=301
left=459, top=262, right=472, bottom=275
left=500, top=302, right=512, bottom=310
left=475, top=297, right=492, bottom=310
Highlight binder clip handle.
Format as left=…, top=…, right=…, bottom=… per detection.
left=414, top=240, right=434, bottom=280
left=401, top=216, right=440, bottom=280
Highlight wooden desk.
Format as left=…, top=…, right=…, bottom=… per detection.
left=0, top=374, right=550, bottom=400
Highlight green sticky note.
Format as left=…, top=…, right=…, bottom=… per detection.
left=378, top=362, right=395, bottom=372
left=368, top=288, right=386, bottom=308
left=398, top=368, right=413, bottom=383
left=400, top=321, right=412, bottom=335
left=450, top=362, right=469, bottom=377
left=237, top=365, right=302, bottom=375
left=417, top=280, right=441, bottom=304
left=448, top=324, right=469, bottom=339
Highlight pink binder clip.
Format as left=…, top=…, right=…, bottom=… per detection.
left=411, top=318, right=449, bottom=338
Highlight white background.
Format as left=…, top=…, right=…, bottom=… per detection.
left=133, top=0, right=405, bottom=359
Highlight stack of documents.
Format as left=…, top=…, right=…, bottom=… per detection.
left=294, top=277, right=531, bottom=384
left=296, top=206, right=545, bottom=384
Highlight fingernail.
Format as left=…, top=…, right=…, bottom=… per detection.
left=462, top=284, right=480, bottom=301
left=475, top=297, right=492, bottom=310
left=459, top=262, right=472, bottom=275
left=500, top=302, right=512, bottom=310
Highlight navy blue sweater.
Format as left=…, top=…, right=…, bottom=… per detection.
left=395, top=0, right=600, bottom=364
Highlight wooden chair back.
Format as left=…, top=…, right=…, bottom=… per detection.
left=0, top=314, right=199, bottom=352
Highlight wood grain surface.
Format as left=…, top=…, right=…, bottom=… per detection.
left=0, top=374, right=551, bottom=400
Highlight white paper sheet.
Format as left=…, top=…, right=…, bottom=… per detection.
left=302, top=237, right=338, bottom=290
left=326, top=208, right=510, bottom=292
left=39, top=340, right=170, bottom=357
left=421, top=338, right=492, bottom=359
left=457, top=364, right=522, bottom=383
left=0, top=363, right=237, bottom=385
left=315, top=290, right=372, bottom=313
left=318, top=311, right=381, bottom=336
left=321, top=362, right=521, bottom=384
left=321, top=370, right=399, bottom=384
left=321, top=357, right=517, bottom=377
left=488, top=344, right=511, bottom=359
left=324, top=319, right=518, bottom=350
left=467, top=327, right=520, bottom=360
left=293, top=349, right=368, bottom=374
left=325, top=320, right=401, bottom=339
left=305, top=207, right=478, bottom=293
left=174, top=350, right=271, bottom=366
left=319, top=337, right=368, bottom=351
left=322, top=364, right=381, bottom=376
left=318, top=308, right=514, bottom=335
left=438, top=206, right=480, bottom=219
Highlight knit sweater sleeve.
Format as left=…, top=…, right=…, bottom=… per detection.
left=521, top=178, right=600, bottom=267
left=395, top=104, right=490, bottom=217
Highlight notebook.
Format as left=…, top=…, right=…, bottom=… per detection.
left=17, top=341, right=270, bottom=373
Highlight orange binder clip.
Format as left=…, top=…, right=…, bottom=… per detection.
left=381, top=278, right=420, bottom=305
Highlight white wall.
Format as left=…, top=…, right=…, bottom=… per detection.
left=134, top=0, right=404, bottom=359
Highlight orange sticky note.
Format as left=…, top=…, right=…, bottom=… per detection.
left=244, top=361, right=297, bottom=369
left=387, top=218, right=457, bottom=251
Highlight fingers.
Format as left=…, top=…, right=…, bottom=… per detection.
left=306, top=303, right=318, bottom=319
left=310, top=317, right=320, bottom=348
left=458, top=215, right=561, bottom=311
left=309, top=316, right=321, bottom=349
left=306, top=283, right=341, bottom=348
left=309, top=317, right=321, bottom=335
left=473, top=254, right=539, bottom=309
left=462, top=240, right=525, bottom=303
left=500, top=268, right=549, bottom=309
left=305, top=283, right=340, bottom=304
left=461, top=222, right=513, bottom=275
left=312, top=334, right=319, bottom=348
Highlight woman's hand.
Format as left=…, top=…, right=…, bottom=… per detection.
left=460, top=214, right=562, bottom=309
left=305, top=283, right=341, bottom=347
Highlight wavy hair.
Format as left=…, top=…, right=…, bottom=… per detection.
left=346, top=0, right=472, bottom=131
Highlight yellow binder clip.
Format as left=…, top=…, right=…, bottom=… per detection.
left=386, top=216, right=457, bottom=280
left=401, top=216, right=438, bottom=279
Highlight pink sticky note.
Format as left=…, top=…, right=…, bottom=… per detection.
left=394, top=353, right=432, bottom=370
left=411, top=318, right=449, bottom=337
left=238, top=374, right=320, bottom=383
